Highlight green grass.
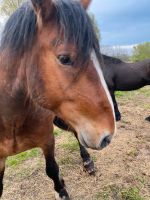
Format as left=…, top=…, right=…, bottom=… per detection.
left=61, top=139, right=79, bottom=152
left=126, top=147, right=139, bottom=158
left=135, top=175, right=146, bottom=188
left=138, top=87, right=150, bottom=96
left=6, top=148, right=40, bottom=167
left=95, top=189, right=109, bottom=200
left=53, top=128, right=63, bottom=137
left=58, top=156, right=74, bottom=165
left=115, top=87, right=150, bottom=99
left=95, top=185, right=145, bottom=200
left=115, top=91, right=126, bottom=97
left=121, top=187, right=144, bottom=200
left=92, top=155, right=97, bottom=162
left=143, top=104, right=150, bottom=109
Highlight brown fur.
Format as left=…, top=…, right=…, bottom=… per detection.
left=80, top=0, right=92, bottom=9
left=0, top=0, right=115, bottom=198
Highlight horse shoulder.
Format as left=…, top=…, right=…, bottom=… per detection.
left=0, top=103, right=54, bottom=157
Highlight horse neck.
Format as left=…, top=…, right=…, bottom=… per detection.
left=102, top=54, right=123, bottom=65
left=134, top=59, right=150, bottom=83
left=1, top=52, right=27, bottom=88
left=146, top=60, right=150, bottom=70
left=138, top=59, right=150, bottom=70
left=0, top=52, right=30, bottom=116
left=145, top=60, right=150, bottom=81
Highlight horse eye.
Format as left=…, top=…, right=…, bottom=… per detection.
left=58, top=55, right=73, bottom=66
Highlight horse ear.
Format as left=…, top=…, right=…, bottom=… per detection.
left=80, top=0, right=92, bottom=9
left=31, top=0, right=55, bottom=22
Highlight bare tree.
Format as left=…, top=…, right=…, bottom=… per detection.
left=0, top=0, right=25, bottom=16
left=101, top=46, right=130, bottom=62
left=89, top=13, right=100, bottom=40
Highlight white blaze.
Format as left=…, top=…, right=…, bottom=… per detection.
left=91, top=50, right=116, bottom=124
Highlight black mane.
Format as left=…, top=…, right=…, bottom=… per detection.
left=102, top=54, right=123, bottom=64
left=0, top=0, right=99, bottom=63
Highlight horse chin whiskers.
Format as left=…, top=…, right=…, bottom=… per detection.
left=78, top=130, right=98, bottom=150
left=77, top=127, right=113, bottom=150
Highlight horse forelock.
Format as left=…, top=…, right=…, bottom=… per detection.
left=0, top=0, right=100, bottom=66
left=54, top=0, right=100, bottom=64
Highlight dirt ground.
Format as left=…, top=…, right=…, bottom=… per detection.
left=1, top=86, right=150, bottom=200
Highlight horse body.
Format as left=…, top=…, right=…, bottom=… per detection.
left=103, top=55, right=150, bottom=120
left=103, top=55, right=150, bottom=91
left=0, top=0, right=115, bottom=199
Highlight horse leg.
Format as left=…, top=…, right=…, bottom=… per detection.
left=54, top=117, right=95, bottom=175
left=79, top=142, right=95, bottom=175
left=73, top=133, right=95, bottom=175
left=53, top=116, right=70, bottom=131
left=110, top=91, right=121, bottom=121
left=0, top=158, right=6, bottom=197
left=42, top=142, right=70, bottom=200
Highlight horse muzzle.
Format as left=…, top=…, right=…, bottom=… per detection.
left=99, top=135, right=112, bottom=150
left=79, top=132, right=113, bottom=150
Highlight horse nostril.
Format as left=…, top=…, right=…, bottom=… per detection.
left=100, top=135, right=112, bottom=149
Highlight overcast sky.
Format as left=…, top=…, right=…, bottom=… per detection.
left=0, top=0, right=150, bottom=46
left=89, top=0, right=150, bottom=46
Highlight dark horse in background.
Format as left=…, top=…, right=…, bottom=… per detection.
left=54, top=54, right=150, bottom=175
left=103, top=54, right=150, bottom=121
left=0, top=0, right=115, bottom=199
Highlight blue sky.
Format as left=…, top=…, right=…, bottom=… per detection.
left=0, top=0, right=150, bottom=46
left=89, top=0, right=150, bottom=46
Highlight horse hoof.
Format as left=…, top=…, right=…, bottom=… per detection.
left=55, top=189, right=70, bottom=200
left=115, top=114, right=121, bottom=121
left=145, top=116, right=150, bottom=122
left=83, top=159, right=95, bottom=176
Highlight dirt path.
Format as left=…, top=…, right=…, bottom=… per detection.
left=1, top=87, right=150, bottom=200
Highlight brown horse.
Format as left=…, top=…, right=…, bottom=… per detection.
left=0, top=0, right=115, bottom=199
